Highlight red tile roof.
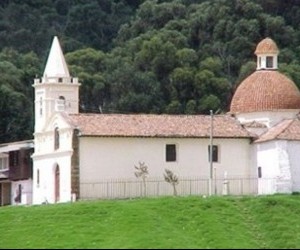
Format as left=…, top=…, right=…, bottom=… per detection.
left=255, top=37, right=279, bottom=55
left=67, top=114, right=254, bottom=138
left=242, top=121, right=267, bottom=128
left=255, top=118, right=300, bottom=143
left=230, top=70, right=300, bottom=113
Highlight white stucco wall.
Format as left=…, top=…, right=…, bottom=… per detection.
left=34, top=82, right=79, bottom=133
left=32, top=154, right=72, bottom=204
left=256, top=140, right=293, bottom=194
left=256, top=142, right=280, bottom=178
left=32, top=113, right=74, bottom=205
left=34, top=114, right=74, bottom=154
left=79, top=137, right=253, bottom=180
left=11, top=179, right=33, bottom=205
left=79, top=136, right=255, bottom=198
left=288, top=141, right=300, bottom=192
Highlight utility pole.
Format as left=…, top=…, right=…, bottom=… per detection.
left=209, top=110, right=213, bottom=196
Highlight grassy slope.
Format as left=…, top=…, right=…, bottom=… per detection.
left=1, top=195, right=300, bottom=249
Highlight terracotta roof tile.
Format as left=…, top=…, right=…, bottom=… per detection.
left=67, top=114, right=253, bottom=138
left=255, top=119, right=300, bottom=143
left=230, top=70, right=300, bottom=113
left=242, top=121, right=267, bottom=128
left=255, top=37, right=279, bottom=55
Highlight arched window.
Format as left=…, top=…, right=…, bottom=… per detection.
left=56, top=96, right=66, bottom=112
left=59, top=96, right=65, bottom=104
left=54, top=127, right=59, bottom=150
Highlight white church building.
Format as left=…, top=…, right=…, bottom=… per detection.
left=15, top=36, right=300, bottom=204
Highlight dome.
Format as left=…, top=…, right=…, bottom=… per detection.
left=230, top=70, right=300, bottom=113
left=255, top=37, right=279, bottom=55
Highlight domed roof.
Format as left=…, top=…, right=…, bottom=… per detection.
left=230, top=70, right=300, bottom=113
left=255, top=37, right=279, bottom=55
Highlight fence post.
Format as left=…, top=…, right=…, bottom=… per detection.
left=241, top=179, right=244, bottom=195
left=207, top=178, right=210, bottom=196
left=107, top=181, right=109, bottom=199
left=123, top=181, right=126, bottom=198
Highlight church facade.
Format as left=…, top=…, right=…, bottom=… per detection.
left=2, top=36, right=300, bottom=205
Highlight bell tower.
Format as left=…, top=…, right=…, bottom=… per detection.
left=33, top=36, right=80, bottom=133
left=255, top=37, right=279, bottom=70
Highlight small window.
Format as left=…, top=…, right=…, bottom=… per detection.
left=54, top=127, right=60, bottom=150
left=37, top=169, right=40, bottom=186
left=258, top=167, right=262, bottom=178
left=266, top=56, right=273, bottom=68
left=166, top=144, right=176, bottom=162
left=59, top=96, right=65, bottom=103
left=208, top=145, right=219, bottom=162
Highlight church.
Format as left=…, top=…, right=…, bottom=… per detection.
left=1, top=36, right=300, bottom=205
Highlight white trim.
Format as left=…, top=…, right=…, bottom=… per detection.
left=31, top=150, right=73, bottom=160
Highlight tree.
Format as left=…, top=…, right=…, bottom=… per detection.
left=164, top=169, right=179, bottom=196
left=0, top=85, right=32, bottom=143
left=134, top=161, right=149, bottom=197
left=0, top=49, right=37, bottom=143
left=66, top=48, right=107, bottom=112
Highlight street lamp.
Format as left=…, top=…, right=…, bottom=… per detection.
left=209, top=109, right=213, bottom=196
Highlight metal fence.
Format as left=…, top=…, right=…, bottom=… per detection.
left=80, top=176, right=277, bottom=200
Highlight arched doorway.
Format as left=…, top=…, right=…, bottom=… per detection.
left=54, top=164, right=60, bottom=203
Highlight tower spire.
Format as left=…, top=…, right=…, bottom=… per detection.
left=43, top=36, right=70, bottom=78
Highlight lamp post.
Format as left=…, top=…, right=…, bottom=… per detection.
left=209, top=109, right=213, bottom=196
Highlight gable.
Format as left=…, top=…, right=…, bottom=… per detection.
left=42, top=112, right=74, bottom=132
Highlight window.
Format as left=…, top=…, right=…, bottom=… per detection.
left=10, top=151, right=19, bottom=167
left=55, top=96, right=66, bottom=112
left=208, top=145, right=219, bottom=162
left=166, top=144, right=176, bottom=162
left=54, top=127, right=60, bottom=150
left=37, top=169, right=40, bottom=186
left=266, top=56, right=273, bottom=68
left=258, top=167, right=262, bottom=178
left=0, top=155, right=8, bottom=171
left=59, top=96, right=65, bottom=104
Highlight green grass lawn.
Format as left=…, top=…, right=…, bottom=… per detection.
left=1, top=195, right=300, bottom=249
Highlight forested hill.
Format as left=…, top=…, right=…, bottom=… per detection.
left=1, top=0, right=300, bottom=143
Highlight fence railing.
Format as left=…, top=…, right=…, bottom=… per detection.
left=80, top=177, right=277, bottom=200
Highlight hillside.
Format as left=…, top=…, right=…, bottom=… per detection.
left=2, top=0, right=300, bottom=143
left=1, top=195, right=300, bottom=249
